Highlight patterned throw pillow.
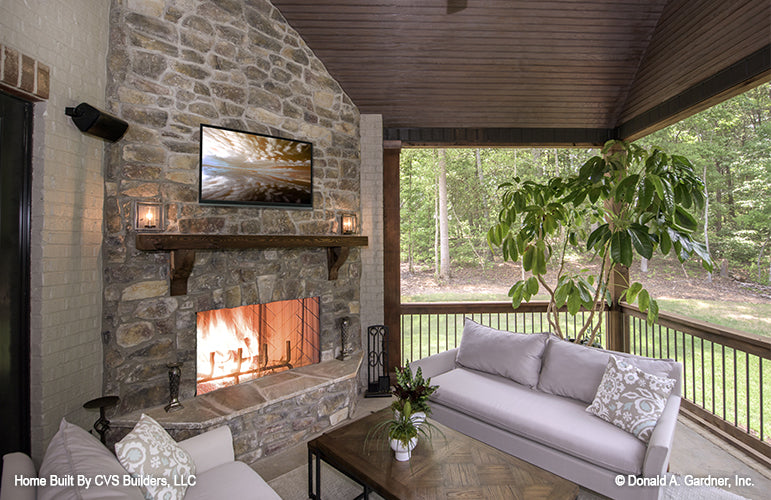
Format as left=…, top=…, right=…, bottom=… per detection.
left=586, top=356, right=676, bottom=443
left=115, top=414, right=196, bottom=500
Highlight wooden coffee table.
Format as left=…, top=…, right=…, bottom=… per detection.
left=307, top=408, right=578, bottom=500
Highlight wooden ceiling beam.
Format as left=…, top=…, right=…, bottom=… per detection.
left=618, top=45, right=771, bottom=141
left=383, top=127, right=616, bottom=147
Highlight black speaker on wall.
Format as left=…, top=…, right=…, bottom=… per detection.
left=65, top=102, right=128, bottom=142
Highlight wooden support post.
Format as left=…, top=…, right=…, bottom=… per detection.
left=383, top=141, right=402, bottom=373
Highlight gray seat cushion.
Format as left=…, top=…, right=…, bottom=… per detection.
left=431, top=367, right=647, bottom=475
left=456, top=319, right=548, bottom=387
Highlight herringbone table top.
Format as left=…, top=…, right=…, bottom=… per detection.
left=307, top=408, right=578, bottom=500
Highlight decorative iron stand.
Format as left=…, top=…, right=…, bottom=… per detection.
left=165, top=362, right=184, bottom=412
left=83, top=395, right=120, bottom=444
left=364, top=325, right=391, bottom=397
left=338, top=317, right=353, bottom=361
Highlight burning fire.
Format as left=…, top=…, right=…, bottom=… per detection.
left=196, top=298, right=320, bottom=395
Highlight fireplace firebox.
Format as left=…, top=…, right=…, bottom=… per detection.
left=196, top=297, right=320, bottom=395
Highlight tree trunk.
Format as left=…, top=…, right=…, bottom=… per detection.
left=640, top=257, right=648, bottom=273
left=434, top=180, right=439, bottom=280
left=703, top=164, right=712, bottom=283
left=475, top=149, right=494, bottom=263
left=438, top=149, right=451, bottom=280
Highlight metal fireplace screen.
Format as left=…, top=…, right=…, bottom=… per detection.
left=196, top=297, right=320, bottom=395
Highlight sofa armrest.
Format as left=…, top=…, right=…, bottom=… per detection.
left=178, top=426, right=235, bottom=474
left=642, top=394, right=681, bottom=477
left=1, top=453, right=37, bottom=500
left=409, top=348, right=458, bottom=379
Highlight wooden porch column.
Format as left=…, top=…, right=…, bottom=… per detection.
left=607, top=264, right=629, bottom=353
left=383, top=141, right=402, bottom=372
left=603, top=141, right=630, bottom=353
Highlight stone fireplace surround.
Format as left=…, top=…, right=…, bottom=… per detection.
left=101, top=0, right=364, bottom=460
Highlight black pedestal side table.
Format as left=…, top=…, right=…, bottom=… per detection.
left=83, top=395, right=120, bottom=444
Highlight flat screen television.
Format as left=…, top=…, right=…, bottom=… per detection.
left=199, top=124, right=313, bottom=208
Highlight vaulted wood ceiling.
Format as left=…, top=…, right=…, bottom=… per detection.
left=271, top=0, right=770, bottom=145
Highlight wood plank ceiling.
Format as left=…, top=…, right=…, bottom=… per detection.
left=271, top=0, right=770, bottom=145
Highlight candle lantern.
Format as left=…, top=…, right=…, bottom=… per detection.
left=340, top=213, right=358, bottom=235
left=134, top=202, right=163, bottom=231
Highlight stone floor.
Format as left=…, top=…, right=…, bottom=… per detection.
left=252, top=394, right=771, bottom=500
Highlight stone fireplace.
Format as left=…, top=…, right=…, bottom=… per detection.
left=196, top=297, right=321, bottom=395
left=102, top=0, right=362, bottom=415
left=101, top=0, right=363, bottom=460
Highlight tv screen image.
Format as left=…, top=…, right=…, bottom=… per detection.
left=199, top=124, right=313, bottom=208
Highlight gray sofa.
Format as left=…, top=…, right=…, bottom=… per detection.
left=1, top=419, right=280, bottom=500
left=411, top=319, right=682, bottom=500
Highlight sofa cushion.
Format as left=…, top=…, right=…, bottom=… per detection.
left=184, top=461, right=281, bottom=500
left=431, top=367, right=647, bottom=475
left=115, top=414, right=196, bottom=500
left=587, top=356, right=676, bottom=443
left=537, top=337, right=680, bottom=404
left=456, top=319, right=548, bottom=387
left=38, top=418, right=144, bottom=500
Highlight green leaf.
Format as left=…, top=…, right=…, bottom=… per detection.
left=526, top=276, right=539, bottom=296
left=567, top=290, right=582, bottom=315
left=509, top=282, right=525, bottom=309
left=534, top=245, right=547, bottom=275
left=587, top=224, right=609, bottom=251
left=638, top=289, right=650, bottom=312
left=506, top=237, right=519, bottom=262
left=575, top=279, right=594, bottom=303
left=522, top=246, right=535, bottom=272
left=649, top=175, right=665, bottom=202
left=659, top=230, right=672, bottom=255
left=646, top=299, right=659, bottom=325
left=615, top=174, right=639, bottom=203
left=554, top=282, right=570, bottom=308
left=637, top=178, right=655, bottom=211
left=628, top=225, right=653, bottom=260
left=610, top=231, right=633, bottom=267
left=673, top=205, right=698, bottom=232
left=625, top=282, right=643, bottom=303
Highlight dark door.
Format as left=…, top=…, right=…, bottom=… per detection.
left=0, top=91, right=32, bottom=456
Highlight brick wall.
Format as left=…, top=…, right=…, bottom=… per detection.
left=0, top=1, right=111, bottom=461
left=359, top=114, right=385, bottom=386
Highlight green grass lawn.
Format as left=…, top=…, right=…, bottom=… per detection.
left=657, top=298, right=771, bottom=338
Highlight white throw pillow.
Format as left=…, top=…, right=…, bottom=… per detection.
left=38, top=418, right=144, bottom=500
left=586, top=356, right=676, bottom=443
left=115, top=414, right=196, bottom=500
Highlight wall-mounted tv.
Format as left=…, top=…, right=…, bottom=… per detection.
left=199, top=124, right=313, bottom=208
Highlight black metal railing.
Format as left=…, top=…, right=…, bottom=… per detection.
left=400, top=301, right=606, bottom=361
left=622, top=303, right=770, bottom=460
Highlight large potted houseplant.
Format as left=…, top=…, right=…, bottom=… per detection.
left=391, top=364, right=438, bottom=425
left=487, top=140, right=713, bottom=346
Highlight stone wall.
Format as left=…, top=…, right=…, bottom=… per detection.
left=0, top=0, right=111, bottom=462
left=103, top=0, right=361, bottom=414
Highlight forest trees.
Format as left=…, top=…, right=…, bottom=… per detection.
left=399, top=83, right=770, bottom=286
left=639, top=84, right=771, bottom=282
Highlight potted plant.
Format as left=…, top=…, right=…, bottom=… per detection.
left=391, top=364, right=439, bottom=424
left=367, top=401, right=443, bottom=462
left=487, top=140, right=714, bottom=346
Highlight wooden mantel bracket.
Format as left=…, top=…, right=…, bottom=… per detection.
left=135, top=234, right=368, bottom=296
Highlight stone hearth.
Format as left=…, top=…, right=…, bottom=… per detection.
left=110, top=354, right=362, bottom=463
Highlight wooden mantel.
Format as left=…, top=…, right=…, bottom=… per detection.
left=135, top=234, right=368, bottom=296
